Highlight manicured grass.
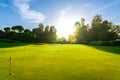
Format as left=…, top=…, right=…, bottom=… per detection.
left=0, top=42, right=120, bottom=80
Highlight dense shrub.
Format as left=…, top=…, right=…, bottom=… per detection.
left=0, top=39, right=15, bottom=43
left=112, top=40, right=120, bottom=46
left=89, top=40, right=120, bottom=46
left=89, top=41, right=112, bottom=46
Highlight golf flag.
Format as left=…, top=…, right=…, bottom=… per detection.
left=9, top=56, right=12, bottom=75
left=9, top=56, right=12, bottom=63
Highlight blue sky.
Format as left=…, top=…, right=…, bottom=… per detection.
left=0, top=0, right=120, bottom=38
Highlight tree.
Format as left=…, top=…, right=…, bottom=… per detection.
left=111, top=25, right=120, bottom=39
left=38, top=23, right=44, bottom=32
left=3, top=27, right=11, bottom=38
left=44, top=26, right=49, bottom=41
left=57, top=37, right=66, bottom=43
left=74, top=26, right=88, bottom=43
left=17, top=25, right=24, bottom=33
left=74, top=18, right=89, bottom=43
left=11, top=26, right=16, bottom=32
left=99, top=20, right=116, bottom=40
left=32, top=28, right=39, bottom=41
left=0, top=30, right=4, bottom=34
left=37, top=23, right=44, bottom=42
left=49, top=26, right=57, bottom=42
left=72, top=14, right=118, bottom=43
left=91, top=14, right=102, bottom=27
left=0, top=23, right=57, bottom=43
left=45, top=26, right=49, bottom=32
left=21, top=29, right=32, bottom=42
left=89, top=14, right=103, bottom=41
left=24, top=29, right=31, bottom=34
left=12, top=25, right=24, bottom=33
left=31, top=24, right=57, bottom=42
left=81, top=18, right=85, bottom=27
left=0, top=30, right=4, bottom=38
left=4, top=27, right=11, bottom=33
left=90, top=16, right=117, bottom=41
left=68, top=35, right=75, bottom=43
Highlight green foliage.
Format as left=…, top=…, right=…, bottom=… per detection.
left=4, top=27, right=11, bottom=33
left=68, top=35, right=75, bottom=43
left=112, top=40, right=120, bottom=46
left=0, top=14, right=120, bottom=44
left=57, top=37, right=67, bottom=43
left=89, top=41, right=112, bottom=46
left=71, top=14, right=119, bottom=45
left=12, top=25, right=24, bottom=33
left=31, top=24, right=57, bottom=42
left=72, top=18, right=89, bottom=43
left=89, top=40, right=120, bottom=46
left=0, top=23, right=57, bottom=43
left=0, top=39, right=16, bottom=43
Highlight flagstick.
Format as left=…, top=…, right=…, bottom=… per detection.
left=9, top=56, right=12, bottom=75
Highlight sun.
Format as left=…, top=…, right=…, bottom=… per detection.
left=56, top=15, right=76, bottom=39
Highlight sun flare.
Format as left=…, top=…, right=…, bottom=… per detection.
left=56, top=15, right=76, bottom=39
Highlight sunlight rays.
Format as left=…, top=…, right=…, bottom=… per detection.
left=55, top=9, right=81, bottom=39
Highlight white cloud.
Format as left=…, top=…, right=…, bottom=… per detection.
left=13, top=0, right=45, bottom=23
left=96, top=0, right=120, bottom=12
left=58, top=8, right=70, bottom=21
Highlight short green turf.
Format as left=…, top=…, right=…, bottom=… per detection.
left=0, top=43, right=120, bottom=80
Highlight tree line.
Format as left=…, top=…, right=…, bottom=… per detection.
left=0, top=14, right=120, bottom=44
left=68, top=15, right=120, bottom=45
left=0, top=23, right=57, bottom=43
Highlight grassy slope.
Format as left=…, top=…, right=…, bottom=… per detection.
left=0, top=43, right=120, bottom=80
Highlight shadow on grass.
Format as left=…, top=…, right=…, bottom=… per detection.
left=89, top=45, right=120, bottom=54
left=0, top=39, right=30, bottom=48
left=0, top=42, right=30, bottom=48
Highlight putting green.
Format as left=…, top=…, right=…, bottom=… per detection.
left=0, top=43, right=120, bottom=80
